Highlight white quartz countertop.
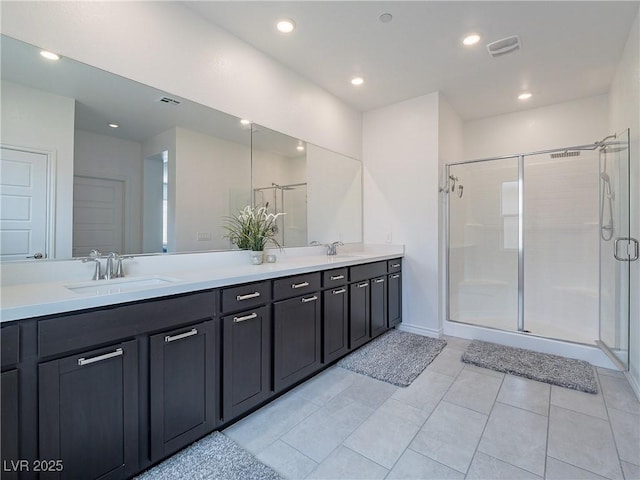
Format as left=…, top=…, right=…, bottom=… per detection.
left=0, top=246, right=404, bottom=323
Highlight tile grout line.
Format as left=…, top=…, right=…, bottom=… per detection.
left=462, top=370, right=506, bottom=478
left=543, top=373, right=552, bottom=479
left=597, top=369, right=629, bottom=479
left=381, top=350, right=468, bottom=478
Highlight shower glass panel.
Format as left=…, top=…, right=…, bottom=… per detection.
left=448, top=157, right=519, bottom=331
left=253, top=183, right=308, bottom=248
left=522, top=150, right=600, bottom=343
left=599, top=129, right=631, bottom=368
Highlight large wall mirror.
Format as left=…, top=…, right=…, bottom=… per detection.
left=0, top=35, right=362, bottom=261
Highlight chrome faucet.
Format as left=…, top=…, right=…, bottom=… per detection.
left=105, top=252, right=117, bottom=280
left=82, top=249, right=103, bottom=280
left=327, top=241, right=343, bottom=256
left=106, top=252, right=133, bottom=279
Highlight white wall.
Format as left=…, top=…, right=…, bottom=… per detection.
left=74, top=129, right=143, bottom=255
left=609, top=11, right=640, bottom=394
left=464, top=95, right=609, bottom=160
left=363, top=92, right=441, bottom=336
left=174, top=127, right=251, bottom=252
left=1, top=81, right=75, bottom=258
left=0, top=1, right=362, bottom=160
left=307, top=144, right=362, bottom=245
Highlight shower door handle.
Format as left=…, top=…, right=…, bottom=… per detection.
left=614, top=237, right=639, bottom=261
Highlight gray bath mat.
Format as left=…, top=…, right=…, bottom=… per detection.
left=462, top=340, right=598, bottom=394
left=135, top=431, right=283, bottom=480
left=337, top=329, right=447, bottom=387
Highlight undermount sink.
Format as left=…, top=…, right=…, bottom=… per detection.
left=65, top=275, right=181, bottom=296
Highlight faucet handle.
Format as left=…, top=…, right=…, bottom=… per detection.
left=327, top=241, right=343, bottom=256
left=114, top=255, right=133, bottom=278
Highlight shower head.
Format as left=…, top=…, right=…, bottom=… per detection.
left=550, top=150, right=580, bottom=159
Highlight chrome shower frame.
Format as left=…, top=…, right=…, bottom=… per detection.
left=443, top=135, right=623, bottom=341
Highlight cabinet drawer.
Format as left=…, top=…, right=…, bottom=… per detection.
left=350, top=261, right=387, bottom=283
left=39, top=291, right=217, bottom=359
left=273, top=272, right=320, bottom=301
left=221, top=281, right=270, bottom=313
left=322, top=268, right=348, bottom=288
left=1, top=325, right=19, bottom=369
left=387, top=258, right=402, bottom=273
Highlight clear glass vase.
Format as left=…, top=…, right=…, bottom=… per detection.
left=249, top=250, right=264, bottom=265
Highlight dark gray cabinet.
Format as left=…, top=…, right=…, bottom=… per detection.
left=149, top=321, right=217, bottom=461
left=322, top=286, right=349, bottom=364
left=349, top=280, right=370, bottom=350
left=274, top=291, right=322, bottom=392
left=222, top=305, right=271, bottom=421
left=1, top=369, right=19, bottom=480
left=388, top=272, right=402, bottom=328
left=8, top=257, right=403, bottom=480
left=370, top=276, right=388, bottom=338
left=39, top=340, right=139, bottom=480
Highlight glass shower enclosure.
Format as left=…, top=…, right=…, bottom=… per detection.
left=254, top=182, right=308, bottom=247
left=446, top=131, right=635, bottom=369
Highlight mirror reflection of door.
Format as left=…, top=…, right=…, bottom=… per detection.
left=0, top=146, right=50, bottom=261
left=72, top=175, right=124, bottom=257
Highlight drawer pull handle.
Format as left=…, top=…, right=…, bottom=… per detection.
left=391, top=263, right=400, bottom=268
left=237, top=292, right=260, bottom=301
left=358, top=282, right=369, bottom=288
left=301, top=295, right=318, bottom=303
left=375, top=278, right=385, bottom=283
left=391, top=274, right=400, bottom=279
left=165, top=328, right=198, bottom=343
left=330, top=275, right=345, bottom=280
left=234, top=313, right=258, bottom=323
left=78, top=348, right=123, bottom=366
left=292, top=281, right=310, bottom=289
left=332, top=288, right=346, bottom=295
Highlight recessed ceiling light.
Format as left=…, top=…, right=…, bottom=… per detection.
left=108, top=123, right=119, bottom=129
left=462, top=34, right=481, bottom=46
left=240, top=119, right=251, bottom=125
left=518, top=92, right=533, bottom=100
left=40, top=50, right=60, bottom=61
left=379, top=13, right=393, bottom=23
left=276, top=19, right=296, bottom=33
left=351, top=77, right=364, bottom=86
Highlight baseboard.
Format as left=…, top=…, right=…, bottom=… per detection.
left=626, top=371, right=640, bottom=402
left=397, top=322, right=442, bottom=339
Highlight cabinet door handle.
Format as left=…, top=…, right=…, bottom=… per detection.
left=375, top=278, right=385, bottom=283
left=301, top=295, right=318, bottom=303
left=165, top=328, right=198, bottom=343
left=330, top=275, right=345, bottom=280
left=78, top=348, right=123, bottom=366
left=390, top=274, right=400, bottom=279
left=391, top=263, right=400, bottom=268
left=358, top=282, right=369, bottom=288
left=237, top=292, right=260, bottom=301
left=332, top=288, right=346, bottom=295
left=233, top=312, right=258, bottom=323
left=292, top=281, right=310, bottom=289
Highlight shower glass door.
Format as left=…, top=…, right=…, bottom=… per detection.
left=522, top=149, right=600, bottom=344
left=599, top=129, right=632, bottom=369
left=448, top=157, right=519, bottom=331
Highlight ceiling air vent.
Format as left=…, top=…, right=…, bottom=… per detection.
left=486, top=35, right=521, bottom=58
left=156, top=96, right=181, bottom=106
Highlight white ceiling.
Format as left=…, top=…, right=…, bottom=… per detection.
left=184, top=1, right=639, bottom=120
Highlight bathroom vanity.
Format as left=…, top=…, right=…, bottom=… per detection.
left=0, top=249, right=402, bottom=479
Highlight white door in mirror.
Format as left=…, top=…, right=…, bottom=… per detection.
left=0, top=147, right=49, bottom=261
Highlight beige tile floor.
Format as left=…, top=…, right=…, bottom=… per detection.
left=224, top=336, right=640, bottom=480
